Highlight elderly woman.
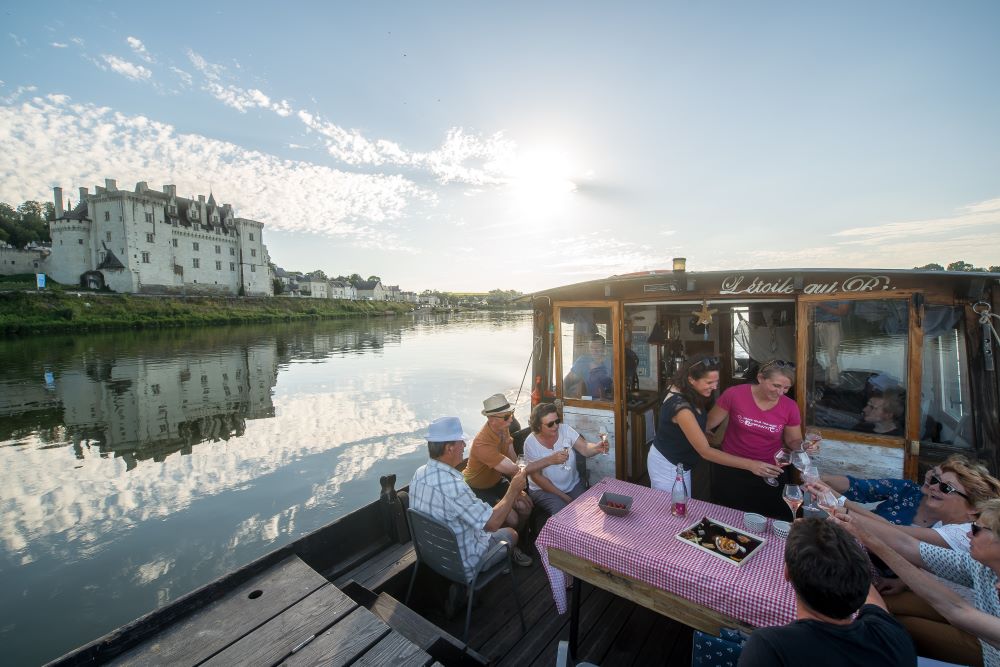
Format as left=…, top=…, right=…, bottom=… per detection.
left=523, top=402, right=608, bottom=516
left=834, top=498, right=1000, bottom=667
left=809, top=458, right=1000, bottom=665
left=705, top=359, right=814, bottom=518
left=649, top=354, right=783, bottom=494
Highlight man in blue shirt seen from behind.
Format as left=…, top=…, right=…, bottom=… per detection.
left=739, top=518, right=916, bottom=667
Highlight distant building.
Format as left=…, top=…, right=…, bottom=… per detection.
left=0, top=241, right=49, bottom=275
left=356, top=280, right=387, bottom=301
left=301, top=273, right=330, bottom=299
left=330, top=281, right=357, bottom=300
left=41, top=179, right=273, bottom=295
left=419, top=294, right=440, bottom=306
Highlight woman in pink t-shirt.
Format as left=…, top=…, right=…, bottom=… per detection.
left=706, top=360, right=811, bottom=518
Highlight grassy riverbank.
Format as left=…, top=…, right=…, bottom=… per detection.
left=0, top=290, right=415, bottom=335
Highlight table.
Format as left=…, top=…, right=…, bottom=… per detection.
left=535, top=478, right=796, bottom=652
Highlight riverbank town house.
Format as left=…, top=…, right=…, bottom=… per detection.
left=42, top=179, right=273, bottom=295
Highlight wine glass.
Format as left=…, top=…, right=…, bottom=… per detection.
left=516, top=456, right=527, bottom=473
left=598, top=425, right=609, bottom=456
left=782, top=484, right=804, bottom=523
left=561, top=445, right=573, bottom=471
left=804, top=427, right=822, bottom=457
left=815, top=488, right=840, bottom=514
left=767, top=449, right=791, bottom=487
left=790, top=450, right=811, bottom=472
left=801, top=465, right=821, bottom=509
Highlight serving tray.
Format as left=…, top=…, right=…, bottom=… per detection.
left=675, top=516, right=767, bottom=566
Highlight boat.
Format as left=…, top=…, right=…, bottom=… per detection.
left=50, top=265, right=1000, bottom=666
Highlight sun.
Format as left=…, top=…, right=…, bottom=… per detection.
left=506, top=146, right=578, bottom=217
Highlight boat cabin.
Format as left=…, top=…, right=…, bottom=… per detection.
left=528, top=266, right=1000, bottom=485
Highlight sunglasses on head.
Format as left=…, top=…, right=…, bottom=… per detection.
left=972, top=523, right=993, bottom=537
left=543, top=418, right=562, bottom=428
left=692, top=356, right=720, bottom=369
left=927, top=474, right=971, bottom=501
left=760, top=359, right=795, bottom=373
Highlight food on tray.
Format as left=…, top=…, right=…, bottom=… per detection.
left=603, top=500, right=627, bottom=510
left=715, top=536, right=739, bottom=555
left=736, top=535, right=751, bottom=544
left=680, top=530, right=697, bottom=540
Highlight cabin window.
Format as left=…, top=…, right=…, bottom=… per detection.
left=805, top=298, right=909, bottom=439
left=920, top=305, right=974, bottom=450
left=560, top=306, right=615, bottom=402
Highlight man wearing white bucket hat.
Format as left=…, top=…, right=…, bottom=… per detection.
left=410, top=416, right=532, bottom=577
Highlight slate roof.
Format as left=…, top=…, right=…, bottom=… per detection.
left=97, top=247, right=126, bottom=270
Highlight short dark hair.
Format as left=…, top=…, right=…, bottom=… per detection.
left=785, top=518, right=870, bottom=619
left=530, top=402, right=559, bottom=433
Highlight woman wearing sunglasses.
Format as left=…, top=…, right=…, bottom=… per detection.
left=649, top=354, right=780, bottom=496
left=833, top=498, right=1000, bottom=667
left=523, top=402, right=609, bottom=518
left=704, top=358, right=813, bottom=518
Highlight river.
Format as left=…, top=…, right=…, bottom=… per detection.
left=0, top=311, right=532, bottom=665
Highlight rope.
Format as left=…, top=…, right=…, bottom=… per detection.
left=974, top=301, right=1000, bottom=345
left=513, top=334, right=542, bottom=409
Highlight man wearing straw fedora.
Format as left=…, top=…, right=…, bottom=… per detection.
left=410, top=416, right=532, bottom=575
left=465, top=394, right=570, bottom=562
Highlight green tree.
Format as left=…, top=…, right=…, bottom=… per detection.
left=272, top=278, right=284, bottom=295
left=914, top=263, right=944, bottom=271
left=946, top=260, right=986, bottom=272
left=367, top=275, right=381, bottom=283
left=348, top=273, right=363, bottom=287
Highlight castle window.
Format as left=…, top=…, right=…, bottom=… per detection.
left=151, top=384, right=160, bottom=395
left=193, top=242, right=200, bottom=251
left=251, top=265, right=256, bottom=272
left=193, top=258, right=200, bottom=268
left=194, top=223, right=201, bottom=231
left=215, top=245, right=221, bottom=254
left=141, top=252, right=150, bottom=263
left=230, top=247, right=235, bottom=256
left=251, top=249, right=257, bottom=257
left=249, top=232, right=255, bottom=241
left=78, top=239, right=83, bottom=245
left=146, top=233, right=154, bottom=243
left=145, top=212, right=153, bottom=223
left=172, top=238, right=178, bottom=247
left=230, top=262, right=235, bottom=271
left=106, top=232, right=112, bottom=242
left=104, top=211, right=110, bottom=221
left=168, top=205, right=177, bottom=214
left=215, top=260, right=222, bottom=270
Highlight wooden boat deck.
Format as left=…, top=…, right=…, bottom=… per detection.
left=406, top=555, right=693, bottom=666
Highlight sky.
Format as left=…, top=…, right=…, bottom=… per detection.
left=1, top=1, right=999, bottom=293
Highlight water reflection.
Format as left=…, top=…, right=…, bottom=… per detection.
left=0, top=311, right=531, bottom=665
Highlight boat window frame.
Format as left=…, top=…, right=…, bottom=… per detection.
left=795, top=290, right=923, bottom=477
left=552, top=300, right=623, bottom=411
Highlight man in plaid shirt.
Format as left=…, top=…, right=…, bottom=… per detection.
left=410, top=416, right=531, bottom=581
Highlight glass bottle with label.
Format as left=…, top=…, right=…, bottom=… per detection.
left=671, top=463, right=688, bottom=517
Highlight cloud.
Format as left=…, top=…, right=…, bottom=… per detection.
left=0, top=94, right=435, bottom=249
left=100, top=54, right=152, bottom=81
left=70, top=37, right=84, bottom=46
left=186, top=49, right=292, bottom=116
left=169, top=66, right=192, bottom=87
left=126, top=36, right=153, bottom=63
left=8, top=33, right=26, bottom=48
left=186, top=50, right=520, bottom=186
left=0, top=84, right=37, bottom=105
left=50, top=42, right=68, bottom=49
left=833, top=198, right=1000, bottom=245
left=511, top=231, right=676, bottom=281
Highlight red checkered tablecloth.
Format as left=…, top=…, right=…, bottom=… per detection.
left=535, top=478, right=796, bottom=628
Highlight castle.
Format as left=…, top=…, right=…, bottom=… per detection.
left=27, top=178, right=273, bottom=295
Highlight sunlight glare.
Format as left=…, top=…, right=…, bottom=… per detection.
left=506, top=147, right=578, bottom=217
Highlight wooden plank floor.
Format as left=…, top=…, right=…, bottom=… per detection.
left=409, top=557, right=692, bottom=666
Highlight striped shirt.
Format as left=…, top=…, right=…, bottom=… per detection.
left=410, top=459, right=493, bottom=581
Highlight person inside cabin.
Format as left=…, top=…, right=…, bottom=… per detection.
left=852, top=390, right=905, bottom=437
left=706, top=359, right=817, bottom=518
left=648, top=354, right=783, bottom=495
left=738, top=518, right=916, bottom=666
left=833, top=499, right=1000, bottom=667
left=523, top=402, right=608, bottom=519
left=409, top=416, right=533, bottom=575
left=566, top=334, right=613, bottom=400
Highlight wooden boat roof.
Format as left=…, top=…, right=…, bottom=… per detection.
left=527, top=267, right=1000, bottom=302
